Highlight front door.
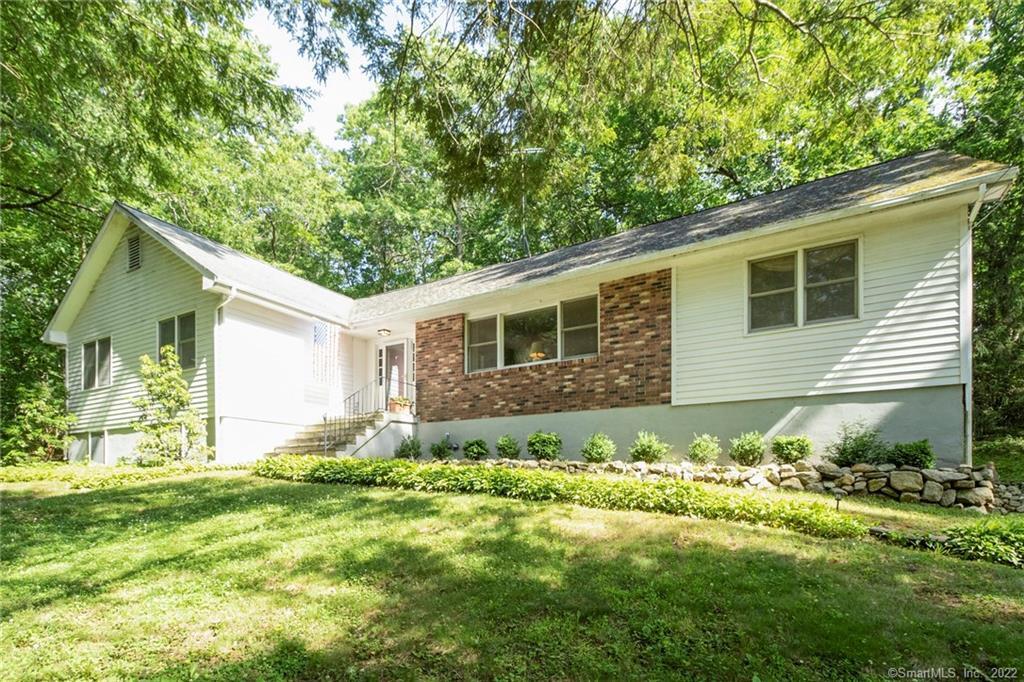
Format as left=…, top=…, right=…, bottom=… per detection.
left=378, top=340, right=412, bottom=409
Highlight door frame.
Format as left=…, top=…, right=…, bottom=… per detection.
left=375, top=337, right=415, bottom=410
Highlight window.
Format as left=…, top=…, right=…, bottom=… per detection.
left=749, top=253, right=796, bottom=331
left=466, top=295, right=600, bottom=372
left=561, top=296, right=598, bottom=358
left=158, top=312, right=196, bottom=369
left=504, top=307, right=557, bottom=366
left=805, top=241, right=857, bottom=323
left=127, top=234, right=141, bottom=271
left=747, top=239, right=859, bottom=333
left=82, top=337, right=112, bottom=389
left=467, top=317, right=498, bottom=371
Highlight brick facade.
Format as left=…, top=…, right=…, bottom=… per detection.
left=415, top=269, right=673, bottom=422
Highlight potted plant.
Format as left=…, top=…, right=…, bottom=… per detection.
left=388, top=395, right=413, bottom=413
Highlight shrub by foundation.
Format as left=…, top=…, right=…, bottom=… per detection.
left=580, top=433, right=617, bottom=463
left=496, top=434, right=521, bottom=460
left=771, top=435, right=813, bottom=465
left=527, top=431, right=563, bottom=460
left=687, top=434, right=721, bottom=466
left=629, top=431, right=670, bottom=463
left=463, top=439, right=490, bottom=461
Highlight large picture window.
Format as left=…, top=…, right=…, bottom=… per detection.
left=748, top=239, right=859, bottom=333
left=158, top=311, right=197, bottom=369
left=82, top=337, right=112, bottom=389
left=466, top=295, right=599, bottom=372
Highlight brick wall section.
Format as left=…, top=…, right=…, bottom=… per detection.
left=415, top=269, right=673, bottom=422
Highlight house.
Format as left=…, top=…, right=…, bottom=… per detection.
left=43, top=150, right=1017, bottom=466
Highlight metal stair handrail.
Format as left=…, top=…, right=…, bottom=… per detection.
left=321, top=378, right=416, bottom=455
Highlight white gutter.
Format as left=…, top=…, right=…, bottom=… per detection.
left=351, top=168, right=1018, bottom=329
left=205, top=279, right=351, bottom=327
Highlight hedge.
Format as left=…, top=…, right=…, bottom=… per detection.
left=253, top=455, right=868, bottom=540
left=0, top=463, right=245, bottom=489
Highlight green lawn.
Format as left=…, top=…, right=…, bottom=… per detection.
left=2, top=472, right=1022, bottom=680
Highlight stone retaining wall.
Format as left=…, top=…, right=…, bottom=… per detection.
left=439, top=458, right=1023, bottom=515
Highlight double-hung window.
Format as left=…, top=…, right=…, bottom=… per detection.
left=82, top=337, right=112, bottom=389
left=466, top=295, right=599, bottom=372
left=158, top=311, right=196, bottom=369
left=748, top=240, right=858, bottom=332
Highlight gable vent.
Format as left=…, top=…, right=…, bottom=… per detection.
left=127, top=235, right=141, bottom=271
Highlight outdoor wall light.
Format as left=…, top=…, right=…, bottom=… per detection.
left=377, top=328, right=392, bottom=337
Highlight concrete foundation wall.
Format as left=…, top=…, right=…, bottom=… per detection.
left=417, top=385, right=966, bottom=466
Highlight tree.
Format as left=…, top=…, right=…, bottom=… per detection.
left=131, top=347, right=212, bottom=464
left=0, top=384, right=76, bottom=466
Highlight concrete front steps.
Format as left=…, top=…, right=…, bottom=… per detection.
left=268, top=413, right=383, bottom=456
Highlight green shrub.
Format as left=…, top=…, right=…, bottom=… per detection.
left=254, top=455, right=867, bottom=540
left=974, top=436, right=1024, bottom=482
left=463, top=438, right=490, bottom=461
left=942, top=520, right=1024, bottom=568
left=527, top=431, right=562, bottom=460
left=580, top=433, right=617, bottom=463
left=629, top=431, right=670, bottom=463
left=888, top=439, right=935, bottom=469
left=729, top=431, right=765, bottom=466
left=1, top=383, right=76, bottom=466
left=394, top=435, right=422, bottom=460
left=131, top=347, right=212, bottom=463
left=430, top=435, right=455, bottom=459
left=0, top=462, right=245, bottom=488
left=826, top=421, right=889, bottom=468
left=771, top=435, right=813, bottom=465
left=687, top=434, right=721, bottom=467
left=495, top=434, right=521, bottom=460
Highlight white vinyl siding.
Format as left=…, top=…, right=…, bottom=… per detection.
left=66, top=228, right=217, bottom=432
left=672, top=207, right=963, bottom=405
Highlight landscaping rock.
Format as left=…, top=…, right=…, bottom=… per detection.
left=867, top=478, right=887, bottom=493
left=889, top=470, right=924, bottom=492
left=835, top=473, right=855, bottom=487
left=956, top=487, right=994, bottom=507
left=877, top=463, right=896, bottom=472
left=815, top=462, right=841, bottom=477
left=939, top=489, right=957, bottom=507
left=921, top=469, right=968, bottom=484
left=851, top=463, right=876, bottom=473
left=779, top=477, right=804, bottom=490
left=921, top=481, right=943, bottom=503
left=953, top=479, right=975, bottom=489
left=899, top=492, right=921, bottom=504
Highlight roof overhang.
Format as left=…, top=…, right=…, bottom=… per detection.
left=350, top=165, right=1017, bottom=329
left=43, top=204, right=351, bottom=345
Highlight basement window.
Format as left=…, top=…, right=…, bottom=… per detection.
left=158, top=311, right=196, bottom=369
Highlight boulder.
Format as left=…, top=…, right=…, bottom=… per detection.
left=738, top=468, right=757, bottom=483
left=650, top=463, right=667, bottom=474
left=899, top=492, right=921, bottom=504
left=867, top=478, right=887, bottom=493
left=877, top=463, right=896, bottom=472
left=765, top=469, right=781, bottom=486
left=779, top=464, right=796, bottom=476
left=794, top=471, right=821, bottom=484
left=851, top=463, right=877, bottom=473
left=889, top=470, right=924, bottom=492
left=779, top=477, right=804, bottom=490
left=921, top=469, right=968, bottom=484
left=632, top=461, right=649, bottom=475
left=806, top=482, right=826, bottom=494
left=953, top=480, right=975, bottom=490
left=921, top=480, right=943, bottom=503
left=939, top=489, right=957, bottom=507
left=880, top=486, right=900, bottom=499
left=815, top=462, right=842, bottom=477
left=835, top=473, right=855, bottom=487
left=957, top=486, right=995, bottom=507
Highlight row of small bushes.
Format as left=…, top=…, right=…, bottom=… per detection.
left=254, top=455, right=868, bottom=539
left=0, top=462, right=245, bottom=489
left=395, top=430, right=812, bottom=466
left=396, top=421, right=937, bottom=469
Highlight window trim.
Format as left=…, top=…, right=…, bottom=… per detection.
left=156, top=311, right=197, bottom=370
left=747, top=251, right=798, bottom=332
left=744, top=236, right=863, bottom=336
left=81, top=336, right=112, bottom=391
left=465, top=294, right=600, bottom=373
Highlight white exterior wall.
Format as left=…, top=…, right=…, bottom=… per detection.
left=214, top=299, right=353, bottom=462
left=65, top=228, right=218, bottom=463
left=672, top=203, right=966, bottom=405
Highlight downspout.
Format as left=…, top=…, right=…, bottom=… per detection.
left=212, top=285, right=237, bottom=457
left=963, top=184, right=986, bottom=467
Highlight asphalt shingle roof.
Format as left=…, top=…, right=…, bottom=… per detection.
left=118, top=203, right=354, bottom=322
left=350, top=149, right=1014, bottom=323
